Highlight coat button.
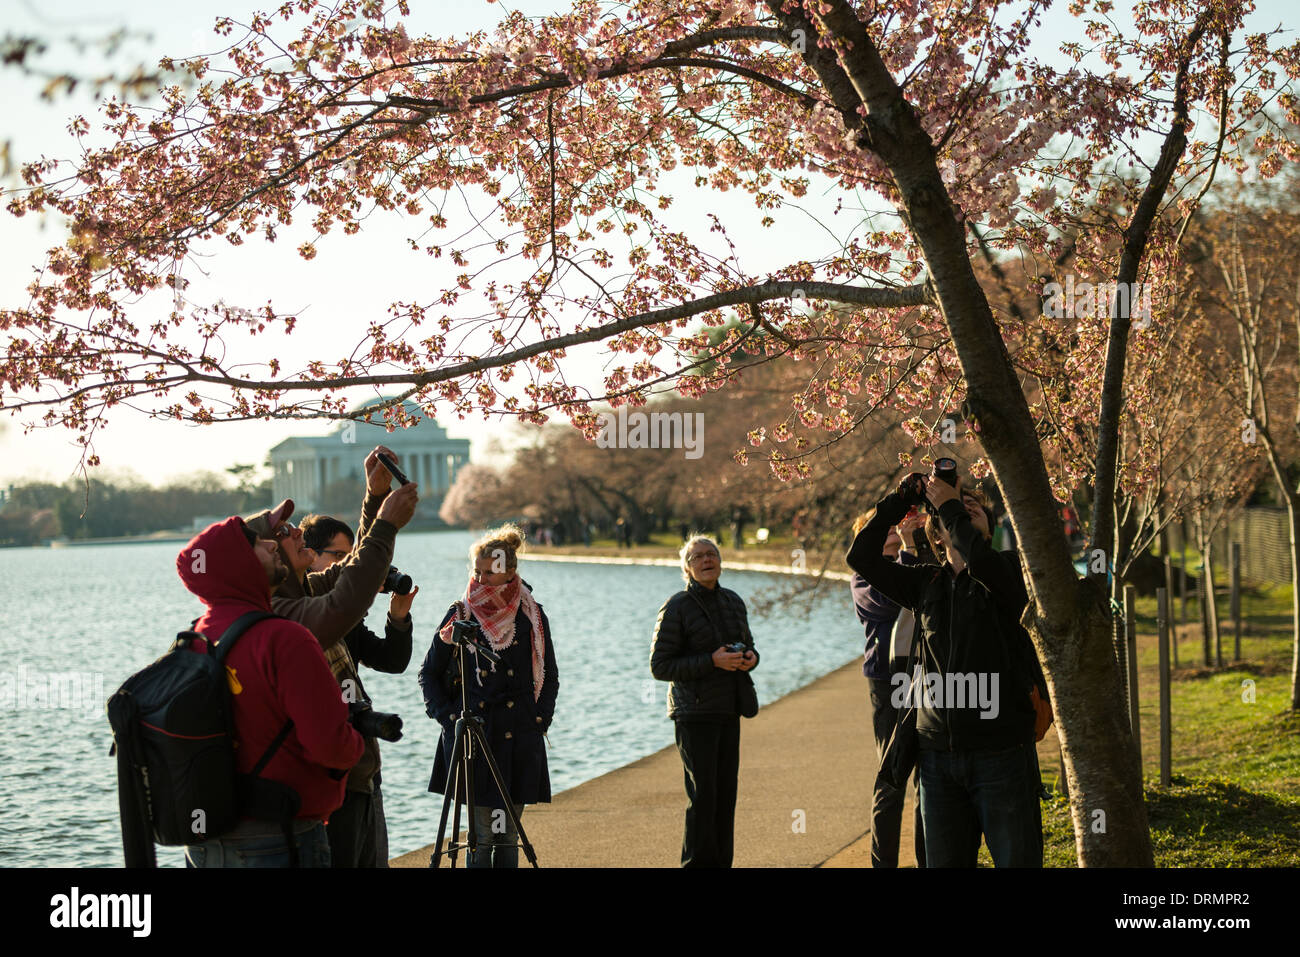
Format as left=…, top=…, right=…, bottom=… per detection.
left=507, top=700, right=514, bottom=708
left=535, top=716, right=542, bottom=724
left=504, top=731, right=513, bottom=740
left=478, top=701, right=484, bottom=709
left=507, top=669, right=514, bottom=677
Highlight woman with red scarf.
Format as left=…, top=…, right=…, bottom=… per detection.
left=418, top=525, right=558, bottom=867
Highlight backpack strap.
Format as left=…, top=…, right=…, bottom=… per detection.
left=250, top=720, right=295, bottom=777
left=208, top=610, right=304, bottom=864
left=212, top=610, right=278, bottom=663
left=106, top=690, right=158, bottom=868
left=241, top=719, right=301, bottom=868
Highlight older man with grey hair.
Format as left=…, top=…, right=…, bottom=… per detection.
left=650, top=535, right=760, bottom=867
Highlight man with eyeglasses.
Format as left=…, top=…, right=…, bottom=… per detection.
left=299, top=512, right=418, bottom=867
left=244, top=445, right=419, bottom=866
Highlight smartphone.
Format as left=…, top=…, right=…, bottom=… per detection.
left=375, top=451, right=410, bottom=487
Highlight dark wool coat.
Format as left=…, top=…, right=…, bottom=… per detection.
left=418, top=596, right=558, bottom=808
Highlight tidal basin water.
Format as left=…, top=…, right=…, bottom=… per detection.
left=0, top=530, right=861, bottom=866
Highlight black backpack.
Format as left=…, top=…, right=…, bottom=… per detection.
left=107, top=611, right=299, bottom=867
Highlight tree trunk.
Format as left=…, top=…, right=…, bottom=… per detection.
left=1159, top=507, right=1179, bottom=668
left=1025, top=578, right=1151, bottom=865
left=774, top=0, right=1156, bottom=864
left=1203, top=536, right=1221, bottom=666
left=1288, top=495, right=1300, bottom=710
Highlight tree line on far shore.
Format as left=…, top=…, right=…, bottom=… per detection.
left=0, top=465, right=270, bottom=546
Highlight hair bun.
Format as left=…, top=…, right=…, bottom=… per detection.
left=470, top=523, right=525, bottom=570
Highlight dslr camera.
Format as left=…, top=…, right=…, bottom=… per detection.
left=900, top=457, right=960, bottom=515
left=348, top=701, right=404, bottom=742
left=381, top=565, right=414, bottom=596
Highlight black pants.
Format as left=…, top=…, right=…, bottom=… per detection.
left=372, top=783, right=389, bottom=868
left=327, top=788, right=377, bottom=868
left=868, top=678, right=926, bottom=868
left=674, top=717, right=741, bottom=868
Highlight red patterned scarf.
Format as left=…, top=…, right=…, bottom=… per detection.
left=438, top=576, right=547, bottom=701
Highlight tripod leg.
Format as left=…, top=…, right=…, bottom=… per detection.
left=433, top=719, right=466, bottom=868
left=466, top=721, right=541, bottom=868
left=450, top=723, right=470, bottom=868
left=463, top=724, right=480, bottom=868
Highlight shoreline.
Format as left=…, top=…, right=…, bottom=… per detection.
left=523, top=548, right=852, bottom=582
left=388, top=545, right=863, bottom=866
left=390, top=659, right=878, bottom=868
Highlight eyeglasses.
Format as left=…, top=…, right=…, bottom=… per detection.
left=272, top=523, right=296, bottom=540
left=686, top=552, right=719, bottom=564
left=318, top=549, right=348, bottom=559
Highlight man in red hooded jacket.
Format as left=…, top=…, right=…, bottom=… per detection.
left=176, top=516, right=364, bottom=867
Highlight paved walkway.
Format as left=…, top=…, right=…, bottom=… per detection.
left=393, top=660, right=886, bottom=867
left=391, top=549, right=1064, bottom=868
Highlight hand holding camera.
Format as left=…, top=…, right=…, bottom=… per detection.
left=926, top=472, right=961, bottom=511
left=712, top=644, right=746, bottom=671
left=377, top=481, right=419, bottom=529
left=897, top=458, right=961, bottom=515
left=389, top=584, right=419, bottom=619
left=364, top=446, right=400, bottom=496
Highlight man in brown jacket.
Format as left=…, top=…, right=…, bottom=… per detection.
left=245, top=445, right=419, bottom=866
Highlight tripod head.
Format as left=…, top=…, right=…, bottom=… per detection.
left=450, top=619, right=501, bottom=664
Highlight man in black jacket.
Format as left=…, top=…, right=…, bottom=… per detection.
left=300, top=512, right=416, bottom=867
left=846, top=472, right=1044, bottom=867
left=651, top=536, right=759, bottom=867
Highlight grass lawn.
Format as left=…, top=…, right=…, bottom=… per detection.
left=1023, top=584, right=1300, bottom=866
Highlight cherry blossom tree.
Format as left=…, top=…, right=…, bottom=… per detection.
left=5, top=0, right=1300, bottom=864
left=1189, top=182, right=1300, bottom=704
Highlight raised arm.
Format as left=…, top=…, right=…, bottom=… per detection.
left=936, top=499, right=1029, bottom=614
left=281, top=520, right=395, bottom=651
left=845, top=489, right=933, bottom=611
left=344, top=611, right=413, bottom=675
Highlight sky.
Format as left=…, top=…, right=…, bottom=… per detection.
left=2, top=0, right=1297, bottom=489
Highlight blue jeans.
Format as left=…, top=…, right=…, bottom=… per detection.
left=185, top=820, right=331, bottom=868
left=468, top=803, right=524, bottom=868
left=918, top=744, right=1042, bottom=867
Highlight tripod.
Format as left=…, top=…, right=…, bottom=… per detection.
left=431, top=623, right=539, bottom=868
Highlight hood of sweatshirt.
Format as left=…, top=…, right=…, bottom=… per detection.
left=176, top=516, right=272, bottom=613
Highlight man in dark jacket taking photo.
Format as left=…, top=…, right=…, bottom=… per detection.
left=846, top=469, right=1047, bottom=868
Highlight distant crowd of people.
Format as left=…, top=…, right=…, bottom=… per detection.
left=122, top=445, right=1049, bottom=868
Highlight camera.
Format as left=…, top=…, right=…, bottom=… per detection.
left=348, top=701, right=404, bottom=742
left=381, top=566, right=414, bottom=596
left=724, top=642, right=748, bottom=653
left=900, top=458, right=961, bottom=515
left=450, top=618, right=501, bottom=663
left=932, top=457, right=958, bottom=489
